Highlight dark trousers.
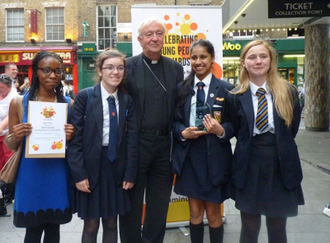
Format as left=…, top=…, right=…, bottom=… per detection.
left=119, top=133, right=173, bottom=243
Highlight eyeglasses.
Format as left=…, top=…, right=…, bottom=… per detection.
left=37, top=67, right=63, bottom=77
left=101, top=66, right=125, bottom=72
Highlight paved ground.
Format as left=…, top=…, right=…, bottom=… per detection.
left=1, top=117, right=330, bottom=242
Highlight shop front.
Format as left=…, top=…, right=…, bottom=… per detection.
left=0, top=46, right=78, bottom=93
left=223, top=38, right=306, bottom=89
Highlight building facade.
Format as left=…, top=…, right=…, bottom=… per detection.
left=0, top=0, right=224, bottom=91
left=0, top=0, right=80, bottom=90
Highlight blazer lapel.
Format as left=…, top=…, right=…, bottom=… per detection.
left=206, top=75, right=219, bottom=107
left=239, top=89, right=254, bottom=138
left=117, top=92, right=126, bottom=146
left=162, top=57, right=174, bottom=119
left=273, top=101, right=281, bottom=143
left=184, top=93, right=193, bottom=127
left=133, top=54, right=146, bottom=115
left=91, top=84, right=103, bottom=138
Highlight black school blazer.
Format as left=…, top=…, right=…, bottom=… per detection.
left=227, top=85, right=302, bottom=191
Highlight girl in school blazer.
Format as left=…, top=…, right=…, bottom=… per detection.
left=68, top=49, right=138, bottom=243
left=172, top=39, right=234, bottom=243
left=227, top=39, right=304, bottom=243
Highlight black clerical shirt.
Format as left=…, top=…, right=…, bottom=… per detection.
left=141, top=55, right=169, bottom=130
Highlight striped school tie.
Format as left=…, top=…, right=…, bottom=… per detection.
left=256, top=88, right=268, bottom=132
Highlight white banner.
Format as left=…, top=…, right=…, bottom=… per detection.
left=131, top=5, right=223, bottom=79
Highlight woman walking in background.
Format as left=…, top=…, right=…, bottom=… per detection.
left=227, top=39, right=304, bottom=243
left=0, top=74, right=17, bottom=172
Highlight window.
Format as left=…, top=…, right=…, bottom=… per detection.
left=97, top=5, right=117, bottom=51
left=6, top=9, right=24, bottom=42
left=46, top=8, right=64, bottom=41
left=190, top=0, right=212, bottom=5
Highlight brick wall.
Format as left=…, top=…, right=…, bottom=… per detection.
left=0, top=0, right=224, bottom=44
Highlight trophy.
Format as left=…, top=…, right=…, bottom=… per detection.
left=192, top=101, right=211, bottom=130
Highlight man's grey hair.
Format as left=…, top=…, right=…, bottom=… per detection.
left=137, top=16, right=166, bottom=37
left=5, top=63, right=17, bottom=70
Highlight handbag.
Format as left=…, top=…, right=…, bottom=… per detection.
left=0, top=96, right=24, bottom=183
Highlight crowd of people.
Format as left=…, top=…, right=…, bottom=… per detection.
left=0, top=16, right=308, bottom=243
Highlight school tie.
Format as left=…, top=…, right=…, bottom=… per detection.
left=256, top=88, right=268, bottom=132
left=107, top=96, right=118, bottom=162
left=196, top=82, right=205, bottom=103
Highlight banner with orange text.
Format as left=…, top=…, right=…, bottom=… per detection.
left=131, top=5, right=223, bottom=79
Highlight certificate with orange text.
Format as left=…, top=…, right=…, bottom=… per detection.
left=25, top=101, right=67, bottom=158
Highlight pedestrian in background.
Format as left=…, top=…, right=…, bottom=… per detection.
left=172, top=39, right=234, bottom=243
left=227, top=39, right=304, bottom=243
left=20, top=77, right=31, bottom=95
left=119, top=17, right=184, bottom=243
left=0, top=74, right=17, bottom=172
left=4, top=63, right=18, bottom=91
left=7, top=51, right=74, bottom=243
left=68, top=49, right=138, bottom=243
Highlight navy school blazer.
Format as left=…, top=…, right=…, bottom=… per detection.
left=67, top=83, right=138, bottom=190
left=172, top=75, right=235, bottom=186
left=227, top=86, right=302, bottom=191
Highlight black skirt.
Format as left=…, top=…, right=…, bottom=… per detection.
left=71, top=147, right=131, bottom=220
left=174, top=136, right=228, bottom=204
left=230, top=132, right=304, bottom=217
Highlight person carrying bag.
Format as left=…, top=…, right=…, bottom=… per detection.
left=0, top=95, right=23, bottom=204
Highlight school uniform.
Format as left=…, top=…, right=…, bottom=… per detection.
left=227, top=82, right=304, bottom=217
left=67, top=83, right=138, bottom=219
left=172, top=73, right=234, bottom=203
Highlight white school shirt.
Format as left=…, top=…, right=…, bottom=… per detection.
left=100, top=82, right=119, bottom=146
left=249, top=81, right=275, bottom=136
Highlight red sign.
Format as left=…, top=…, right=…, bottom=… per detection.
left=31, top=11, right=38, bottom=34
left=0, top=51, right=75, bottom=65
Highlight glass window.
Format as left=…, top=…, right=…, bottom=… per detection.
left=223, top=57, right=241, bottom=86
left=97, top=5, right=117, bottom=50
left=6, top=9, right=24, bottom=42
left=46, top=8, right=64, bottom=41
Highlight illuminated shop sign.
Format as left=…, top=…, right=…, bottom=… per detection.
left=223, top=42, right=242, bottom=51
left=0, top=51, right=74, bottom=65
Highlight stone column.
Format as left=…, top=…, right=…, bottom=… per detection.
left=304, top=25, right=330, bottom=131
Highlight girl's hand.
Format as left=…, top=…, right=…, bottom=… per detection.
left=76, top=179, right=91, bottom=193
left=64, top=124, right=75, bottom=141
left=12, top=123, right=32, bottom=141
left=203, top=114, right=224, bottom=136
left=122, top=181, right=134, bottom=190
left=181, top=127, right=208, bottom=139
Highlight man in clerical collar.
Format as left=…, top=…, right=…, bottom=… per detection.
left=119, top=17, right=184, bottom=243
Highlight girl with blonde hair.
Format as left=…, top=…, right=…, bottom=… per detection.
left=228, top=39, right=304, bottom=243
